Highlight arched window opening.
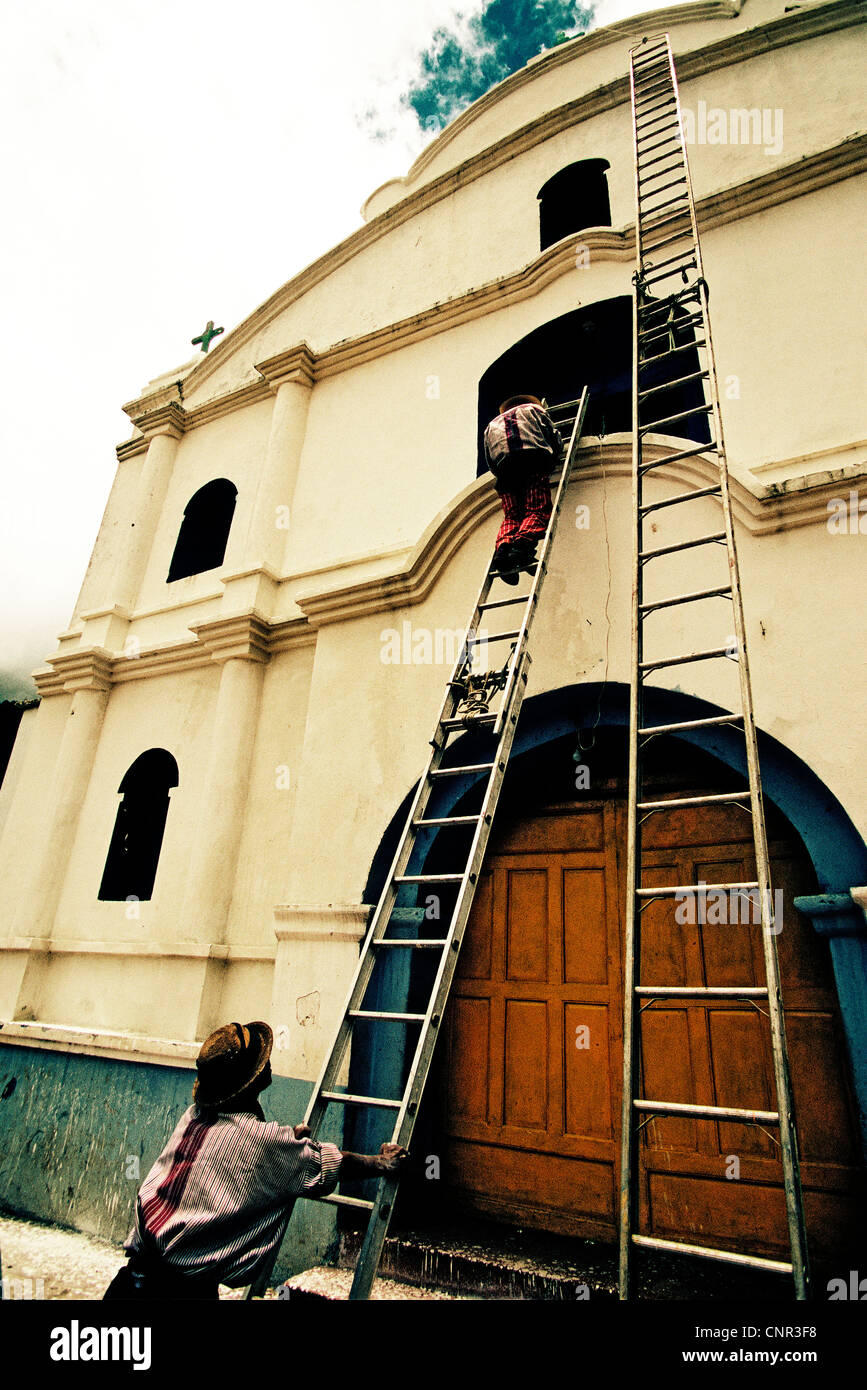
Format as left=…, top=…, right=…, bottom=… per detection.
left=538, top=159, right=611, bottom=251
left=476, top=296, right=709, bottom=476
left=98, top=749, right=179, bottom=902
left=167, top=478, right=237, bottom=582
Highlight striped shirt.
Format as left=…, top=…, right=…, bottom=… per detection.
left=483, top=403, right=564, bottom=473
left=124, top=1106, right=342, bottom=1286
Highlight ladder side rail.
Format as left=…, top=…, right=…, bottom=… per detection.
left=301, top=556, right=509, bottom=1133
left=350, top=392, right=590, bottom=1296
left=666, top=27, right=810, bottom=1301
left=624, top=34, right=810, bottom=1301
left=349, top=649, right=534, bottom=1299
left=619, top=43, right=647, bottom=1302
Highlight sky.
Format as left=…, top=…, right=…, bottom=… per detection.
left=0, top=0, right=680, bottom=699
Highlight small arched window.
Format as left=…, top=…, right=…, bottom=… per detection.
left=538, top=159, right=611, bottom=251
left=167, top=478, right=237, bottom=582
left=98, top=749, right=179, bottom=902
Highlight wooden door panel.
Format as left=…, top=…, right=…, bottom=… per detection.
left=503, top=998, right=549, bottom=1128
left=564, top=1001, right=614, bottom=1140
left=504, top=869, right=548, bottom=982
left=563, top=867, right=608, bottom=984
left=440, top=796, right=864, bottom=1261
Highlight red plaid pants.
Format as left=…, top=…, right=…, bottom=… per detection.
left=495, top=472, right=553, bottom=549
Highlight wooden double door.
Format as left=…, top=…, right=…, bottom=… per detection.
left=437, top=794, right=864, bottom=1262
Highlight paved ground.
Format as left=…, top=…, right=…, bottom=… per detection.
left=0, top=1215, right=268, bottom=1301
left=1, top=1214, right=124, bottom=1301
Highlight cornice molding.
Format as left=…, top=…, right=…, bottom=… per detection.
left=256, top=342, right=317, bottom=391
left=158, top=0, right=863, bottom=404
left=0, top=1019, right=200, bottom=1068
left=374, top=2, right=740, bottom=201
left=295, top=441, right=867, bottom=626
left=274, top=903, right=371, bottom=943
left=126, top=397, right=186, bottom=441
left=38, top=648, right=114, bottom=695
left=114, top=133, right=865, bottom=459
left=187, top=612, right=272, bottom=664
left=35, top=443, right=866, bottom=692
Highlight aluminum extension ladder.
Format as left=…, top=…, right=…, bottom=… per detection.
left=249, top=387, right=590, bottom=1300
left=619, top=35, right=809, bottom=1299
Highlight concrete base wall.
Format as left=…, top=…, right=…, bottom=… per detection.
left=0, top=1043, right=342, bottom=1285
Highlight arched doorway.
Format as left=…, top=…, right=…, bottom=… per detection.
left=360, top=687, right=866, bottom=1269
left=425, top=729, right=865, bottom=1268
left=475, top=297, right=709, bottom=475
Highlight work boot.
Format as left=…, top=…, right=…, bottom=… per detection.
left=512, top=537, right=539, bottom=568
left=493, top=544, right=520, bottom=585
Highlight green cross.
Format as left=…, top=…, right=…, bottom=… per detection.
left=192, top=320, right=224, bottom=353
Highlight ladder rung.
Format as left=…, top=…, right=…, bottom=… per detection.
left=639, top=337, right=706, bottom=367
left=632, top=44, right=668, bottom=64
left=638, top=174, right=687, bottom=203
left=636, top=881, right=759, bottom=898
left=393, top=873, right=466, bottom=884
left=640, top=246, right=696, bottom=279
left=640, top=403, right=713, bottom=434
left=413, top=814, right=482, bottom=826
left=635, top=105, right=678, bottom=134
left=486, top=629, right=521, bottom=642
left=638, top=147, right=685, bottom=175
left=639, top=531, right=726, bottom=560
left=638, top=309, right=703, bottom=342
left=635, top=1099, right=779, bottom=1123
left=478, top=595, right=530, bottom=611
left=639, top=191, right=690, bottom=220
left=631, top=1235, right=793, bottom=1275
left=635, top=109, right=679, bottom=139
left=316, top=1193, right=375, bottom=1210
left=320, top=1091, right=401, bottom=1109
left=640, top=645, right=734, bottom=672
left=639, top=485, right=721, bottom=515
left=374, top=938, right=446, bottom=949
left=638, top=370, right=708, bottom=401
left=429, top=761, right=496, bottom=777
left=348, top=1009, right=427, bottom=1022
left=633, top=61, right=669, bottom=83
left=639, top=712, right=743, bottom=735
left=642, top=229, right=692, bottom=257
left=638, top=159, right=682, bottom=188
left=634, top=78, right=674, bottom=103
left=640, top=260, right=698, bottom=290
left=441, top=714, right=496, bottom=730
left=642, top=203, right=691, bottom=233
left=638, top=132, right=681, bottom=162
left=640, top=583, right=732, bottom=613
left=636, top=985, right=769, bottom=998
left=637, top=791, right=751, bottom=811
left=639, top=442, right=718, bottom=473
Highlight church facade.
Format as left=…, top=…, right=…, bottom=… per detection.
left=0, top=0, right=864, bottom=1281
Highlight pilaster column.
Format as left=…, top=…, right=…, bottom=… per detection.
left=15, top=652, right=113, bottom=938
left=795, top=890, right=867, bottom=1161
left=113, top=395, right=186, bottom=613
left=180, top=616, right=270, bottom=946
left=247, top=345, right=316, bottom=572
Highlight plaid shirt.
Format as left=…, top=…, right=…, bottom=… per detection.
left=125, top=1105, right=342, bottom=1286
left=483, top=403, right=564, bottom=473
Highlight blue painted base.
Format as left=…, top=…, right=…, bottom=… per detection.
left=0, top=1043, right=343, bottom=1286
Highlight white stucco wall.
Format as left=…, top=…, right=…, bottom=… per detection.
left=0, top=0, right=863, bottom=1070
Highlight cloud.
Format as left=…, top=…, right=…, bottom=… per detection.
left=400, top=0, right=596, bottom=133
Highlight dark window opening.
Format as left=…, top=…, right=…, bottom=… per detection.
left=538, top=159, right=611, bottom=251
left=167, top=478, right=237, bottom=582
left=476, top=296, right=710, bottom=476
left=98, top=749, right=179, bottom=902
